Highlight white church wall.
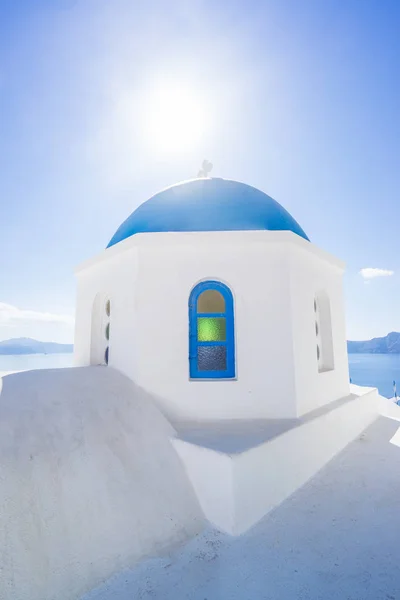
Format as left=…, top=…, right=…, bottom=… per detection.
left=73, top=283, right=93, bottom=366
left=131, top=231, right=298, bottom=421
left=89, top=292, right=110, bottom=366
left=288, top=245, right=350, bottom=417
left=74, top=244, right=139, bottom=375
left=74, top=230, right=348, bottom=422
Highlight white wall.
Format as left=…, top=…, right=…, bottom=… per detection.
left=74, top=245, right=139, bottom=377
left=171, top=438, right=235, bottom=533
left=75, top=230, right=348, bottom=422
left=133, top=233, right=297, bottom=421
left=0, top=367, right=204, bottom=600
left=233, top=387, right=378, bottom=534
left=288, top=244, right=350, bottom=416
left=376, top=391, right=400, bottom=422
left=90, top=292, right=109, bottom=365
left=172, top=387, right=379, bottom=535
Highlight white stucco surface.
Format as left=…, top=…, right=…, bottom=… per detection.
left=289, top=244, right=350, bottom=416
left=82, top=416, right=400, bottom=600
left=173, top=386, right=379, bottom=534
left=378, top=394, right=400, bottom=422
left=233, top=386, right=379, bottom=533
left=171, top=441, right=235, bottom=534
left=0, top=367, right=204, bottom=600
left=74, top=230, right=349, bottom=422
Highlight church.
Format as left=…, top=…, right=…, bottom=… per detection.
left=74, top=176, right=350, bottom=421
left=72, top=175, right=380, bottom=536
left=0, top=175, right=393, bottom=600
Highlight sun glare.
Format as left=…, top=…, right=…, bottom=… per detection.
left=142, top=84, right=208, bottom=154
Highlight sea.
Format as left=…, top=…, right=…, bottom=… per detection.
left=0, top=353, right=74, bottom=376
left=0, top=352, right=399, bottom=399
left=348, top=353, right=400, bottom=398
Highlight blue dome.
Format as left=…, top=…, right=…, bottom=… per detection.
left=107, top=178, right=309, bottom=248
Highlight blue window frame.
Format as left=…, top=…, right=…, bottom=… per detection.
left=189, top=281, right=235, bottom=379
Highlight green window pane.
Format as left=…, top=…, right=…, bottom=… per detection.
left=197, top=289, right=225, bottom=313
left=197, top=317, right=226, bottom=342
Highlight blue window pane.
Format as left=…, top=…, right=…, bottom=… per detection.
left=198, top=346, right=226, bottom=371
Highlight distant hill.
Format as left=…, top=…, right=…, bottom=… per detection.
left=0, top=338, right=73, bottom=355
left=347, top=332, right=400, bottom=354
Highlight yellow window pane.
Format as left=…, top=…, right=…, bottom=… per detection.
left=197, top=289, right=225, bottom=313
left=197, top=317, right=226, bottom=342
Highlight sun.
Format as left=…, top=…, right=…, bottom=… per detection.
left=142, top=83, right=208, bottom=154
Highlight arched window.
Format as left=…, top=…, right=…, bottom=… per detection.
left=90, top=295, right=111, bottom=366
left=104, top=299, right=110, bottom=366
left=189, top=281, right=235, bottom=379
left=314, top=292, right=334, bottom=372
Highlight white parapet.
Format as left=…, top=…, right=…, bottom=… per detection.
left=172, top=386, right=380, bottom=535
left=169, top=441, right=235, bottom=534
left=0, top=367, right=204, bottom=600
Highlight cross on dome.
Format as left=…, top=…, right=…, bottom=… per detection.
left=197, top=159, right=213, bottom=178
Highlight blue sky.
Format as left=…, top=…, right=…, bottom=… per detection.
left=0, top=0, right=399, bottom=342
